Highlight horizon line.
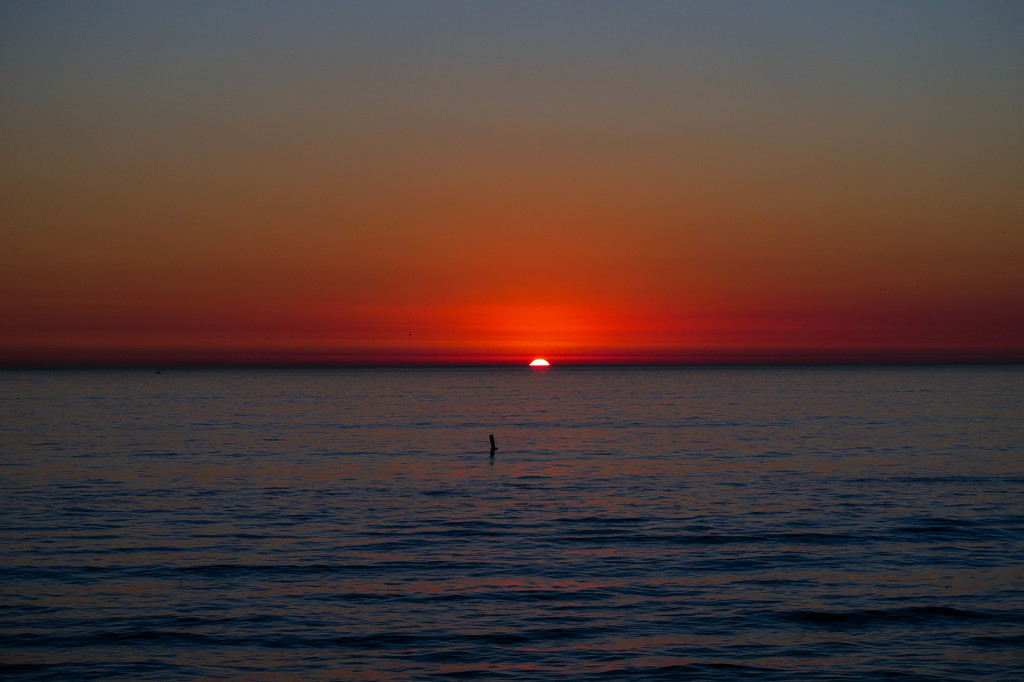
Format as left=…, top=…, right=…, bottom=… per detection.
left=3, top=345, right=1023, bottom=369
left=3, top=356, right=1023, bottom=370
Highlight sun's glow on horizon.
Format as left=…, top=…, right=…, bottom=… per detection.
left=529, top=358, right=550, bottom=367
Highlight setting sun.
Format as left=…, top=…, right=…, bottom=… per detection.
left=529, top=358, right=550, bottom=367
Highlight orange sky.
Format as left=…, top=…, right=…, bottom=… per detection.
left=2, top=2, right=1022, bottom=365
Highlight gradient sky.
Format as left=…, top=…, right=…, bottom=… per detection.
left=2, top=1, right=1022, bottom=364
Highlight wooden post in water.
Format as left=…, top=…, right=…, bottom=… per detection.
left=489, top=434, right=497, bottom=455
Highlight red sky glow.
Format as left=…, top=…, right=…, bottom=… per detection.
left=2, top=2, right=1022, bottom=366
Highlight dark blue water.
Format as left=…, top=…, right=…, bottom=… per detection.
left=1, top=366, right=1022, bottom=680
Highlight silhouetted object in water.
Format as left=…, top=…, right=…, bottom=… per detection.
left=489, top=434, right=497, bottom=456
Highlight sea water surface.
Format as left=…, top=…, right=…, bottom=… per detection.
left=1, top=366, right=1022, bottom=680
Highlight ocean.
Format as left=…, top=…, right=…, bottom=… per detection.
left=1, top=366, right=1022, bottom=680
